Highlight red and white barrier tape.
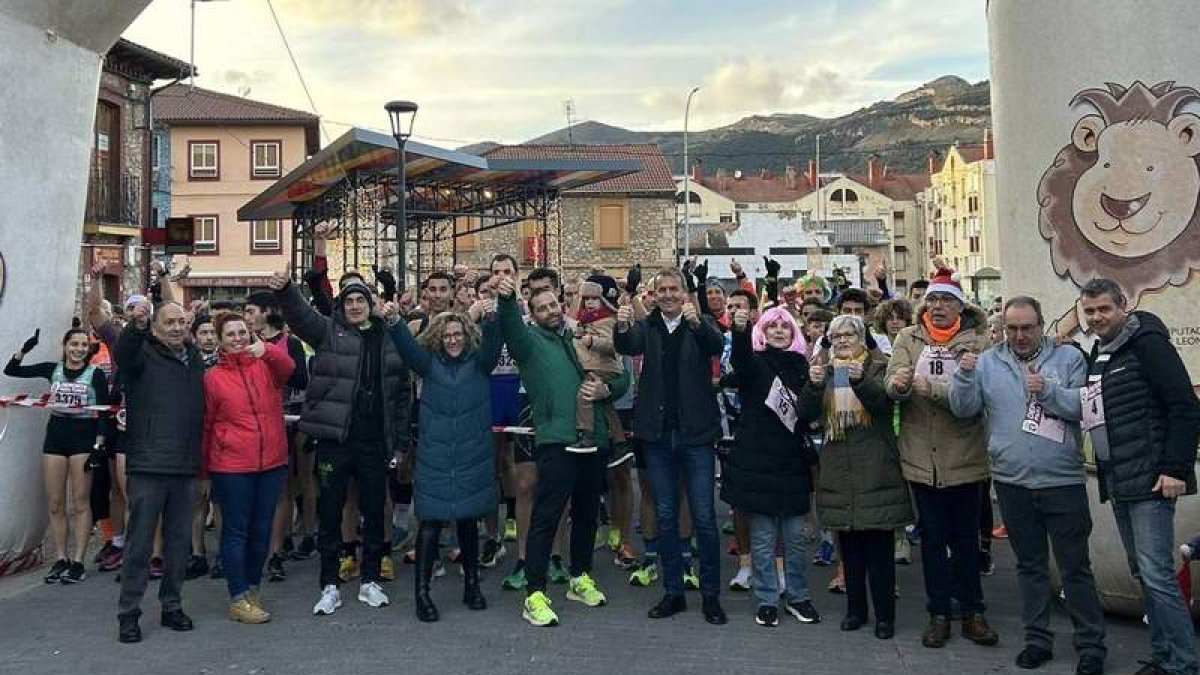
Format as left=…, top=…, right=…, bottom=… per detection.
left=0, top=394, right=122, bottom=414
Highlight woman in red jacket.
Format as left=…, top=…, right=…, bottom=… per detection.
left=204, top=312, right=294, bottom=624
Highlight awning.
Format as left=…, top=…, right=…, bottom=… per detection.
left=238, top=127, right=641, bottom=222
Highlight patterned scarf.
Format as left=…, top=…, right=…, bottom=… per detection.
left=824, top=350, right=871, bottom=441
left=577, top=305, right=616, bottom=325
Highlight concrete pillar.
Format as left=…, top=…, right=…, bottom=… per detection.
left=989, top=0, right=1200, bottom=617
left=0, top=0, right=151, bottom=573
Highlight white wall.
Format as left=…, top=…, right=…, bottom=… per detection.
left=989, top=0, right=1200, bottom=381
left=0, top=0, right=152, bottom=571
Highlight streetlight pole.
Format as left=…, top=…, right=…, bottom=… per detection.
left=386, top=100, right=419, bottom=292
left=682, top=86, right=700, bottom=260
left=189, top=0, right=226, bottom=90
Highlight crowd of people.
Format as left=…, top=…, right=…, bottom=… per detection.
left=9, top=240, right=1200, bottom=675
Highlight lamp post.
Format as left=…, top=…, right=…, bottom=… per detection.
left=385, top=100, right=418, bottom=292
left=189, top=0, right=227, bottom=89
left=682, top=86, right=700, bottom=260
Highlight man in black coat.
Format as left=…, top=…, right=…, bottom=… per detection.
left=114, top=302, right=205, bottom=643
left=1080, top=278, right=1200, bottom=675
left=615, top=267, right=728, bottom=625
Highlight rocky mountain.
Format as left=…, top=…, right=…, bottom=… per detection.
left=464, top=76, right=991, bottom=175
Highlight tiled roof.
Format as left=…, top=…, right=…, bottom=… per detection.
left=155, top=84, right=318, bottom=123
left=846, top=172, right=931, bottom=201
left=484, top=144, right=675, bottom=194
left=107, top=39, right=193, bottom=81
left=694, top=174, right=814, bottom=203
left=154, top=84, right=321, bottom=153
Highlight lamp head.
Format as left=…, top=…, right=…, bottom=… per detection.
left=385, top=100, right=419, bottom=140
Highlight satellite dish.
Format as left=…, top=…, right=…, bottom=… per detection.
left=238, top=86, right=252, bottom=98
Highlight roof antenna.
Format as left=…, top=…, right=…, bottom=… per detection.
left=563, top=99, right=576, bottom=145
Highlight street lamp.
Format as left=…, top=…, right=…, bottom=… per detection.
left=190, top=0, right=228, bottom=89
left=385, top=100, right=418, bottom=292
left=682, top=86, right=700, bottom=260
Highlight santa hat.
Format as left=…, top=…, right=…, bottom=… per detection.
left=927, top=267, right=966, bottom=303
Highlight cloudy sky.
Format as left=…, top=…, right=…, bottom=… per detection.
left=124, top=0, right=989, bottom=147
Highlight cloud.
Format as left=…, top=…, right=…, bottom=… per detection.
left=215, top=69, right=276, bottom=86
left=276, top=0, right=472, bottom=35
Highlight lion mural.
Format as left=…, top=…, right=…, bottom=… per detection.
left=1038, top=80, right=1200, bottom=333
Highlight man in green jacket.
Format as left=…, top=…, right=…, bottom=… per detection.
left=494, top=275, right=629, bottom=627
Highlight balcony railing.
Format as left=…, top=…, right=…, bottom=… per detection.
left=85, top=172, right=140, bottom=227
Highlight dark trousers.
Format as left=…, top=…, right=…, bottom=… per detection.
left=117, top=473, right=196, bottom=618
left=642, top=433, right=722, bottom=597
left=211, top=468, right=286, bottom=599
left=995, top=482, right=1106, bottom=659
left=911, top=480, right=986, bottom=616
left=525, top=444, right=605, bottom=592
left=981, top=477, right=994, bottom=548
left=839, top=529, right=896, bottom=623
left=315, top=441, right=387, bottom=588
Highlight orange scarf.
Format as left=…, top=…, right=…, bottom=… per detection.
left=922, top=314, right=961, bottom=345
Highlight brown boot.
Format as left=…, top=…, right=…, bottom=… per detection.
left=962, top=613, right=999, bottom=646
left=921, top=615, right=951, bottom=648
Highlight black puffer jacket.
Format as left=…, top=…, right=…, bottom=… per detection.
left=1089, top=311, right=1200, bottom=503
left=277, top=283, right=410, bottom=454
left=614, top=309, right=723, bottom=446
left=720, top=329, right=813, bottom=516
left=114, top=326, right=205, bottom=476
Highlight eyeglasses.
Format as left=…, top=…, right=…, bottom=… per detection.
left=924, top=295, right=959, bottom=306
left=443, top=333, right=465, bottom=343
left=829, top=332, right=858, bottom=341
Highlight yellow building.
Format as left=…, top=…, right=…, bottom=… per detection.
left=921, top=134, right=1001, bottom=302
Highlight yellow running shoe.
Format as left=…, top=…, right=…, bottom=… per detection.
left=338, top=555, right=360, bottom=583
left=522, top=591, right=559, bottom=627
left=380, top=554, right=395, bottom=581
left=566, top=573, right=607, bottom=607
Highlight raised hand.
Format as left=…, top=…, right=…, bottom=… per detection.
left=495, top=276, right=517, bottom=299
left=681, top=302, right=700, bottom=328
left=694, top=259, right=709, bottom=284
left=625, top=264, right=642, bottom=295
left=247, top=336, right=267, bottom=359
left=129, top=303, right=151, bottom=329
left=912, top=375, right=932, bottom=397
left=268, top=261, right=291, bottom=291
left=20, top=329, right=40, bottom=355
left=847, top=361, right=864, bottom=382
left=959, top=350, right=979, bottom=373
left=1026, top=364, right=1045, bottom=395
left=616, top=304, right=634, bottom=332
left=764, top=256, right=780, bottom=279
left=809, top=364, right=827, bottom=385
left=730, top=259, right=744, bottom=277
left=732, top=308, right=750, bottom=331
left=381, top=301, right=401, bottom=323
left=890, top=366, right=914, bottom=393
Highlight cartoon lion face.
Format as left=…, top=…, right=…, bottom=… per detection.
left=1071, top=116, right=1200, bottom=257
left=1039, top=81, right=1200, bottom=302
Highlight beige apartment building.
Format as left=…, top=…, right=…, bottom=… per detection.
left=154, top=84, right=319, bottom=302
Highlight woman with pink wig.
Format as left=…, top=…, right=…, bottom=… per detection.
left=719, top=305, right=820, bottom=628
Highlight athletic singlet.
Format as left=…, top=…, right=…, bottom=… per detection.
left=49, top=363, right=99, bottom=419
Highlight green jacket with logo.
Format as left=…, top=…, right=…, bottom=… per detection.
left=497, top=295, right=628, bottom=448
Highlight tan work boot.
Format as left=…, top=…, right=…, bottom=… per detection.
left=962, top=612, right=999, bottom=646
left=922, top=614, right=951, bottom=648
left=229, top=598, right=271, bottom=624
left=246, top=589, right=264, bottom=611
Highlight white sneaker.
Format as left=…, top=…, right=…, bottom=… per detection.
left=729, top=566, right=752, bottom=591
left=433, top=559, right=447, bottom=579
left=357, top=581, right=389, bottom=608
left=313, top=584, right=342, bottom=615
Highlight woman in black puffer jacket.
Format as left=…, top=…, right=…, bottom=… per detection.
left=720, top=305, right=818, bottom=628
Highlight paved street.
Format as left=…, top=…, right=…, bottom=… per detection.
left=0, top=524, right=1160, bottom=675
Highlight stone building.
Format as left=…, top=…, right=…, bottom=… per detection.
left=454, top=144, right=676, bottom=280
left=81, top=39, right=191, bottom=309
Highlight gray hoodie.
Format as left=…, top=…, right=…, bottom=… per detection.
left=949, top=337, right=1088, bottom=489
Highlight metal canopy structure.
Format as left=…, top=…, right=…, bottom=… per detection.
left=238, top=127, right=640, bottom=283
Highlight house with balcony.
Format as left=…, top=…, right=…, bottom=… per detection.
left=153, top=85, right=320, bottom=303
left=83, top=39, right=191, bottom=307
left=920, top=133, right=1000, bottom=301
left=678, top=159, right=929, bottom=292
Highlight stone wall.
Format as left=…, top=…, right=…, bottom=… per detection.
left=458, top=194, right=675, bottom=281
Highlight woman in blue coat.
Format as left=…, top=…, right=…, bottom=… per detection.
left=389, top=305, right=501, bottom=622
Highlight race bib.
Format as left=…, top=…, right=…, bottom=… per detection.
left=765, top=376, right=798, bottom=433
left=50, top=380, right=88, bottom=407
left=1081, top=382, right=1105, bottom=431
left=915, top=345, right=958, bottom=385
left=1021, top=399, right=1065, bottom=443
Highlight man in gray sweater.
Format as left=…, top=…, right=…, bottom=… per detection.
left=949, top=296, right=1105, bottom=675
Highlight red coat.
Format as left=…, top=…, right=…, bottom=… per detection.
left=203, top=342, right=295, bottom=474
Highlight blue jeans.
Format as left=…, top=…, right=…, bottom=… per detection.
left=211, top=468, right=286, bottom=600
left=642, top=433, right=721, bottom=597
left=748, top=513, right=810, bottom=607
left=1112, top=498, right=1198, bottom=675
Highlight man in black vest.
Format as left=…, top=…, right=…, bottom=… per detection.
left=1080, top=278, right=1200, bottom=675
left=114, top=302, right=206, bottom=643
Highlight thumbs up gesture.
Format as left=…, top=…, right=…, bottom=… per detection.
left=268, top=261, right=292, bottom=291
left=1026, top=364, right=1045, bottom=396
left=959, top=350, right=979, bottom=373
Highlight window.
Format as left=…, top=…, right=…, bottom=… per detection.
left=894, top=250, right=908, bottom=271
left=969, top=235, right=981, bottom=254
left=454, top=216, right=478, bottom=252
left=829, top=188, right=858, bottom=202
left=251, top=220, right=282, bottom=252
left=189, top=141, right=219, bottom=180
left=674, top=191, right=701, bottom=204
left=719, top=213, right=734, bottom=223
left=251, top=141, right=282, bottom=179
left=594, top=200, right=629, bottom=249
left=193, top=215, right=218, bottom=254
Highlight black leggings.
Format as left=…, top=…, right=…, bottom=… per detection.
left=417, top=518, right=479, bottom=563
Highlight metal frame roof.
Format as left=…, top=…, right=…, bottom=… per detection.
left=238, top=127, right=639, bottom=222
